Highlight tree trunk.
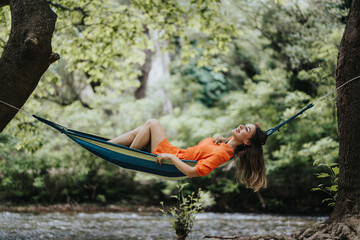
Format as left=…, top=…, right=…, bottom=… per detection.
left=135, top=27, right=153, bottom=99
left=295, top=0, right=360, bottom=238
left=135, top=48, right=153, bottom=99
left=332, top=0, right=360, bottom=220
left=0, top=0, right=58, bottom=132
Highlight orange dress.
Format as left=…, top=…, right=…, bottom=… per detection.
left=152, top=138, right=234, bottom=176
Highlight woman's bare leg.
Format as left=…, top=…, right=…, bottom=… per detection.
left=108, top=127, right=141, bottom=146
left=130, top=119, right=166, bottom=152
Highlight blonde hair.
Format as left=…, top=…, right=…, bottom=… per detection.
left=213, top=126, right=267, bottom=192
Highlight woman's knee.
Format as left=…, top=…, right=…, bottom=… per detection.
left=145, top=119, right=161, bottom=128
left=131, top=126, right=142, bottom=137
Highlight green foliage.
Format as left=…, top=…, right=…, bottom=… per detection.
left=298, top=137, right=339, bottom=207
left=311, top=160, right=339, bottom=207
left=160, top=184, right=203, bottom=240
left=172, top=65, right=231, bottom=107
left=41, top=0, right=236, bottom=95
left=0, top=5, right=10, bottom=53
left=0, top=0, right=348, bottom=214
left=0, top=134, right=49, bottom=202
left=311, top=163, right=339, bottom=207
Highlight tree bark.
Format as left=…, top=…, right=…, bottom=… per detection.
left=135, top=48, right=153, bottom=99
left=135, top=27, right=153, bottom=99
left=332, top=0, right=360, bottom=221
left=0, top=0, right=58, bottom=132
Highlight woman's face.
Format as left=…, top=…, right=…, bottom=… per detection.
left=232, top=123, right=256, bottom=145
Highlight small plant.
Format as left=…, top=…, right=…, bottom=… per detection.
left=312, top=162, right=339, bottom=207
left=160, top=184, right=202, bottom=240
left=302, top=138, right=339, bottom=207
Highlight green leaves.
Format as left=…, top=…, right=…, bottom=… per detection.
left=33, top=177, right=45, bottom=189
left=42, top=0, right=237, bottom=95
left=0, top=0, right=346, bottom=213
left=312, top=162, right=339, bottom=207
left=160, top=183, right=203, bottom=239
left=0, top=6, right=10, bottom=53
left=316, top=173, right=330, bottom=178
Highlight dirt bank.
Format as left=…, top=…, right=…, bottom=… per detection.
left=0, top=203, right=159, bottom=213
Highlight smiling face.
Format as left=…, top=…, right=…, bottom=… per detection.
left=232, top=123, right=256, bottom=146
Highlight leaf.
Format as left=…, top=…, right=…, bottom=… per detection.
left=313, top=159, right=321, bottom=166
left=321, top=73, right=330, bottom=79
left=316, top=173, right=330, bottom=178
left=329, top=185, right=338, bottom=192
left=322, top=198, right=334, bottom=203
left=170, top=195, right=179, bottom=199
left=332, top=167, right=339, bottom=175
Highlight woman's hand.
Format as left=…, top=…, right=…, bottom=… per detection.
left=156, top=153, right=200, bottom=178
left=156, top=153, right=175, bottom=165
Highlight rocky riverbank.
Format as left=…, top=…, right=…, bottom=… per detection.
left=0, top=203, right=159, bottom=213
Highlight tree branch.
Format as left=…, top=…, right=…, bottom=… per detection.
left=0, top=0, right=58, bottom=132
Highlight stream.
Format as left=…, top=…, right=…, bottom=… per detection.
left=0, top=211, right=327, bottom=240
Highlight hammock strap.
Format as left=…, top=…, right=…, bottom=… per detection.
left=0, top=99, right=32, bottom=116
left=0, top=100, right=68, bottom=133
left=266, top=103, right=313, bottom=136
left=32, top=114, right=68, bottom=133
left=266, top=74, right=360, bottom=136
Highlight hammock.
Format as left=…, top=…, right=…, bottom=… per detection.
left=32, top=115, right=200, bottom=180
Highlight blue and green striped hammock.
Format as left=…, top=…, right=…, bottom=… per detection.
left=30, top=102, right=315, bottom=180
left=33, top=115, right=228, bottom=180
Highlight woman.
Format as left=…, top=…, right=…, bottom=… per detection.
left=109, top=119, right=268, bottom=191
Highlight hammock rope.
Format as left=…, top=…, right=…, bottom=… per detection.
left=0, top=99, right=32, bottom=116
left=1, top=74, right=360, bottom=178
left=265, top=74, right=360, bottom=136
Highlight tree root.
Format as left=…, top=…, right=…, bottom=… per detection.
left=204, top=234, right=294, bottom=240
left=294, top=216, right=360, bottom=240
left=204, top=216, right=360, bottom=240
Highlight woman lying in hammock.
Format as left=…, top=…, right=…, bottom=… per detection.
left=109, top=119, right=268, bottom=191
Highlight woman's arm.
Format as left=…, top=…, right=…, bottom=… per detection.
left=156, top=153, right=200, bottom=178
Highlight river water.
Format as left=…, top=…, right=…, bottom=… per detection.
left=0, top=211, right=327, bottom=240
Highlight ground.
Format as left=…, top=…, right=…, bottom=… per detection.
left=204, top=215, right=360, bottom=240
left=0, top=203, right=159, bottom=213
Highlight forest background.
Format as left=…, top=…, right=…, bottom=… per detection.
left=0, top=0, right=349, bottom=215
